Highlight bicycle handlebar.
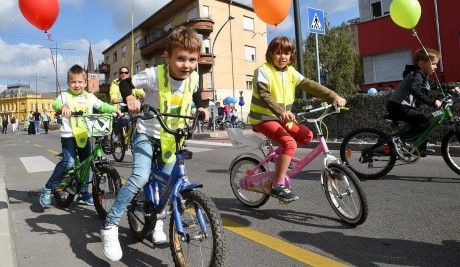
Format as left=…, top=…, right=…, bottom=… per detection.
left=129, top=104, right=204, bottom=140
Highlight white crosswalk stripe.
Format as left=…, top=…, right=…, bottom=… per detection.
left=20, top=156, right=56, bottom=173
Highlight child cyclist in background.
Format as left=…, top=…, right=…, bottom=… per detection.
left=39, top=64, right=122, bottom=208
left=100, top=26, right=209, bottom=262
left=387, top=48, right=460, bottom=157
left=249, top=36, right=347, bottom=203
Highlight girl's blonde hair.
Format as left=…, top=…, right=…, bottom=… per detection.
left=265, top=36, right=296, bottom=66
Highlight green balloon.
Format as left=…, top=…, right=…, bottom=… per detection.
left=390, top=0, right=422, bottom=29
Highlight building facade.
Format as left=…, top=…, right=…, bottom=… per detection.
left=357, top=0, right=460, bottom=91
left=0, top=83, right=55, bottom=123
left=100, top=0, right=268, bottom=120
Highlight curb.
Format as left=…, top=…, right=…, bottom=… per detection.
left=0, top=155, right=17, bottom=267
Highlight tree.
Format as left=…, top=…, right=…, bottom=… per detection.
left=303, top=21, right=363, bottom=97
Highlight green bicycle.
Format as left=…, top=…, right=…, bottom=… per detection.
left=54, top=112, right=122, bottom=219
left=340, top=92, right=460, bottom=179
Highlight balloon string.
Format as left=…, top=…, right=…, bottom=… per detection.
left=412, top=29, right=443, bottom=95
left=44, top=30, right=53, bottom=41
left=268, top=25, right=279, bottom=35
left=48, top=46, right=62, bottom=97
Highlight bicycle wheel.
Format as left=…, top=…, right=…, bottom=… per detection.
left=200, top=122, right=213, bottom=133
left=92, top=164, right=122, bottom=219
left=101, top=136, right=112, bottom=154
left=170, top=190, right=224, bottom=267
left=230, top=157, right=270, bottom=208
left=222, top=121, right=233, bottom=130
left=441, top=130, right=460, bottom=175
left=340, top=128, right=396, bottom=179
left=127, top=190, right=155, bottom=241
left=323, top=163, right=368, bottom=226
left=111, top=131, right=126, bottom=162
left=235, top=121, right=245, bottom=130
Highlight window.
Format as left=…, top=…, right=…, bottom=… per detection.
left=244, top=46, right=256, bottom=61
left=48, top=104, right=51, bottom=110
left=113, top=51, right=118, bottom=63
left=42, top=104, right=45, bottom=110
left=363, top=49, right=412, bottom=84
left=188, top=7, right=198, bottom=20
left=246, top=75, right=253, bottom=90
left=121, top=45, right=127, bottom=58
left=243, top=16, right=254, bottom=31
left=30, top=104, right=33, bottom=111
left=164, top=22, right=172, bottom=32
left=203, top=39, right=211, bottom=54
left=105, top=56, right=109, bottom=64
left=135, top=61, right=141, bottom=74
left=371, top=1, right=382, bottom=18
left=135, top=36, right=141, bottom=50
left=113, top=72, right=118, bottom=80
left=202, top=5, right=209, bottom=18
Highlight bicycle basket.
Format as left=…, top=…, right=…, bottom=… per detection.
left=82, top=114, right=113, bottom=137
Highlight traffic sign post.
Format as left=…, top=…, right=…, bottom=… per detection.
left=307, top=7, right=325, bottom=83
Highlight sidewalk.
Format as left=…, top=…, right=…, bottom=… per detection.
left=0, top=155, right=17, bottom=267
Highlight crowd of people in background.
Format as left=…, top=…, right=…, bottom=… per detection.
left=0, top=109, right=55, bottom=135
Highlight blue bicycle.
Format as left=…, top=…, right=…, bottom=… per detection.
left=126, top=104, right=224, bottom=267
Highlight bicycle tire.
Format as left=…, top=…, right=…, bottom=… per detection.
left=92, top=164, right=122, bottom=219
left=127, top=191, right=155, bottom=241
left=200, top=122, right=213, bottom=133
left=111, top=131, right=126, bottom=162
left=441, top=130, right=460, bottom=175
left=323, top=163, right=368, bottom=225
left=230, top=157, right=270, bottom=208
left=170, top=190, right=224, bottom=267
left=101, top=136, right=112, bottom=154
left=340, top=128, right=396, bottom=179
left=54, top=161, right=76, bottom=207
left=235, top=121, right=245, bottom=130
left=223, top=121, right=233, bottom=130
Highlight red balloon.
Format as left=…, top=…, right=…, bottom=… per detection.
left=19, top=0, right=60, bottom=31
left=252, top=0, right=291, bottom=26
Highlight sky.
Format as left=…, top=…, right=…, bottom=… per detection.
left=0, top=0, right=359, bottom=94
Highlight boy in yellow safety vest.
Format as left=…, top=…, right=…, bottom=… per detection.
left=100, top=26, right=209, bottom=262
left=39, top=64, right=122, bottom=208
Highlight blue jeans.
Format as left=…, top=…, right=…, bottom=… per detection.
left=34, top=121, right=40, bottom=134
left=45, top=137, right=91, bottom=192
left=105, top=132, right=175, bottom=226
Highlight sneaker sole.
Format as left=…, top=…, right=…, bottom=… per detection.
left=271, top=195, right=299, bottom=203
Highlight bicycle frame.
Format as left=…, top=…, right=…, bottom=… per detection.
left=232, top=104, right=344, bottom=193
left=134, top=105, right=209, bottom=239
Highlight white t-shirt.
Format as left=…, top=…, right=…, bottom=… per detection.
left=132, top=66, right=198, bottom=139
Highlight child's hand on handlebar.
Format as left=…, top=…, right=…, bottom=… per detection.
left=280, top=111, right=295, bottom=122
left=61, top=106, right=71, bottom=118
left=434, top=100, right=442, bottom=109
left=126, top=95, right=141, bottom=116
left=333, top=95, right=347, bottom=107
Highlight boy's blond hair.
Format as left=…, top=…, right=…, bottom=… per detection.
left=265, top=36, right=296, bottom=66
left=413, top=48, right=441, bottom=65
left=166, top=26, right=201, bottom=55
left=67, top=64, right=87, bottom=82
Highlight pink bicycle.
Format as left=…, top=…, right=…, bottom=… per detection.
left=227, top=104, right=368, bottom=226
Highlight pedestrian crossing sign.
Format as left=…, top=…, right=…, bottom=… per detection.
left=308, top=7, right=325, bottom=35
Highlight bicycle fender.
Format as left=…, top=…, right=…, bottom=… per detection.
left=227, top=153, right=266, bottom=175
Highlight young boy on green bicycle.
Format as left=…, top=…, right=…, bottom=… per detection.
left=39, top=64, right=122, bottom=208
left=100, top=26, right=209, bottom=262
left=386, top=48, right=460, bottom=157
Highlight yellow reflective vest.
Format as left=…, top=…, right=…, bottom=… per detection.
left=158, top=64, right=196, bottom=163
left=67, top=91, right=91, bottom=148
left=249, top=63, right=299, bottom=125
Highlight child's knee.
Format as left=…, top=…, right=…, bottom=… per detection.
left=283, top=138, right=297, bottom=156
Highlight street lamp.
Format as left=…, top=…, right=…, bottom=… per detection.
left=210, top=15, right=234, bottom=131
left=32, top=73, right=46, bottom=111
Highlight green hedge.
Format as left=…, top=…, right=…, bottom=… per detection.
left=293, top=91, right=460, bottom=144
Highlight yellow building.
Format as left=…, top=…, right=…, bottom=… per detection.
left=100, top=0, right=268, bottom=120
left=0, top=83, right=56, bottom=123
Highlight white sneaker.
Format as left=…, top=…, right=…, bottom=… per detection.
left=152, top=220, right=167, bottom=244
left=101, top=225, right=122, bottom=261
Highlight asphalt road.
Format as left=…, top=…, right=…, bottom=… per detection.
left=1, top=128, right=460, bottom=266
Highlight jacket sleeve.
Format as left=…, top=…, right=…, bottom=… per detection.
left=297, top=78, right=338, bottom=102
left=119, top=78, right=134, bottom=103
left=408, top=72, right=436, bottom=107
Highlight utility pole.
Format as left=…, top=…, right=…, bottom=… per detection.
left=31, top=73, right=46, bottom=111
left=38, top=43, right=75, bottom=97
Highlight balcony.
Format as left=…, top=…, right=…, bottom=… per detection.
left=186, top=17, right=214, bottom=34
left=98, top=62, right=110, bottom=74
left=140, top=18, right=214, bottom=58
left=198, top=53, right=213, bottom=67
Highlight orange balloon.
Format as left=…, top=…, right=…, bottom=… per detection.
left=253, top=0, right=291, bottom=25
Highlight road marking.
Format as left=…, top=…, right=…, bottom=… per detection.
left=33, top=144, right=42, bottom=148
left=187, top=140, right=232, bottom=147
left=186, top=147, right=213, bottom=153
left=223, top=218, right=348, bottom=267
left=48, top=149, right=60, bottom=155
left=20, top=156, right=56, bottom=173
